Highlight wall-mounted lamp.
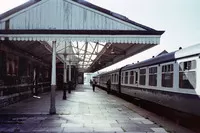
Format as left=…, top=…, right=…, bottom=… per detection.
left=111, top=48, right=115, bottom=54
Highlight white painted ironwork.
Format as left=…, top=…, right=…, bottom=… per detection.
left=64, top=42, right=67, bottom=83
left=69, top=61, right=72, bottom=81
left=0, top=35, right=160, bottom=44
left=50, top=40, right=56, bottom=114
left=0, top=0, right=162, bottom=72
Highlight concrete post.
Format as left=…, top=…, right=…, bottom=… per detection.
left=49, top=41, right=56, bottom=115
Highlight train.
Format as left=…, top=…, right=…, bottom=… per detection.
left=95, top=43, right=200, bottom=117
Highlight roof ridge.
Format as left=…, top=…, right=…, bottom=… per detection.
left=71, top=0, right=156, bottom=31
left=0, top=0, right=41, bottom=20
left=0, top=0, right=157, bottom=31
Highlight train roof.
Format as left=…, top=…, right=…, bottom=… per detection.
left=122, top=43, right=200, bottom=71
left=97, top=68, right=121, bottom=76
left=122, top=52, right=175, bottom=71
left=175, top=43, right=200, bottom=59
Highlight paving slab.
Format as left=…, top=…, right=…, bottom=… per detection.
left=0, top=85, right=195, bottom=133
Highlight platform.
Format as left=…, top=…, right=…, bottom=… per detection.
left=0, top=85, right=194, bottom=133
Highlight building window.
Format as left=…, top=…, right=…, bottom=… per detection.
left=0, top=51, right=3, bottom=79
left=125, top=71, right=129, bottom=84
left=45, top=70, right=49, bottom=78
left=179, top=60, right=196, bottom=89
left=149, top=67, right=157, bottom=86
left=14, top=58, right=18, bottom=76
left=162, top=64, right=173, bottom=87
left=139, top=69, right=146, bottom=85
left=27, top=63, right=31, bottom=77
left=7, top=58, right=12, bottom=75
left=129, top=71, right=134, bottom=84
left=6, top=54, right=19, bottom=76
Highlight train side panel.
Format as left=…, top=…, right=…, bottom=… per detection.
left=121, top=56, right=200, bottom=116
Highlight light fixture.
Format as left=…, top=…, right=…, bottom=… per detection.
left=111, top=48, right=115, bottom=54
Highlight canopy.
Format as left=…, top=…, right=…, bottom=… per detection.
left=0, top=0, right=164, bottom=72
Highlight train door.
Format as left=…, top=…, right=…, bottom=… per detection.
left=118, top=69, right=122, bottom=93
left=135, top=71, right=138, bottom=86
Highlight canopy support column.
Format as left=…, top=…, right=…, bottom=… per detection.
left=69, top=61, right=72, bottom=82
left=68, top=60, right=72, bottom=94
left=63, top=42, right=67, bottom=100
left=49, top=41, right=57, bottom=115
left=64, top=60, right=67, bottom=84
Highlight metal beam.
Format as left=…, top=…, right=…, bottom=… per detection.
left=82, top=42, right=88, bottom=68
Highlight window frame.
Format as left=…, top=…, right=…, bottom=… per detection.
left=139, top=68, right=146, bottom=86
left=179, top=60, right=196, bottom=89
left=129, top=70, right=135, bottom=85
left=124, top=71, right=129, bottom=84
left=161, top=63, right=174, bottom=88
left=149, top=66, right=158, bottom=86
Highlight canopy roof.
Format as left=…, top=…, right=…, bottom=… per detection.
left=0, top=0, right=164, bottom=72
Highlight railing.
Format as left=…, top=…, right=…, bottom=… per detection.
left=0, top=82, right=51, bottom=97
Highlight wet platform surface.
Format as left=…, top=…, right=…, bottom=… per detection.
left=0, top=85, right=195, bottom=133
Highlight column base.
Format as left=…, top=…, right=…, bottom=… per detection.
left=49, top=108, right=56, bottom=115
left=49, top=85, right=56, bottom=115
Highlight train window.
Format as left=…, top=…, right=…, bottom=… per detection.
left=179, top=60, right=196, bottom=89
left=149, top=67, right=157, bottom=86
left=113, top=74, right=115, bottom=83
left=125, top=71, right=129, bottom=84
left=179, top=60, right=196, bottom=71
left=116, top=74, right=119, bottom=83
left=111, top=74, right=114, bottom=83
left=139, top=68, right=146, bottom=85
left=121, top=72, right=124, bottom=84
left=135, top=71, right=138, bottom=84
left=114, top=73, right=117, bottom=83
left=129, top=71, right=134, bottom=84
left=162, top=64, right=173, bottom=87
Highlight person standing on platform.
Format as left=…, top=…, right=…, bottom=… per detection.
left=90, top=79, right=93, bottom=86
left=92, top=78, right=97, bottom=92
left=106, top=79, right=111, bottom=94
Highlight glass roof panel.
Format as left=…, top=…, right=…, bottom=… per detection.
left=48, top=41, right=105, bottom=71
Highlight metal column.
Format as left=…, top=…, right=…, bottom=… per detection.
left=64, top=42, right=67, bottom=84
left=49, top=41, right=56, bottom=114
left=69, top=61, right=72, bottom=81
left=64, top=57, right=67, bottom=83
left=63, top=42, right=67, bottom=100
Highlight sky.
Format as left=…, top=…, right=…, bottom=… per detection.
left=0, top=0, right=200, bottom=72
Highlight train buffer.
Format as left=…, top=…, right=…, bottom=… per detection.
left=0, top=85, right=195, bottom=133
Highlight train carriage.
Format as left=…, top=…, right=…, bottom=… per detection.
left=97, top=43, right=200, bottom=116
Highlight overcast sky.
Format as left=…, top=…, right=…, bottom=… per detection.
left=0, top=0, right=200, bottom=72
